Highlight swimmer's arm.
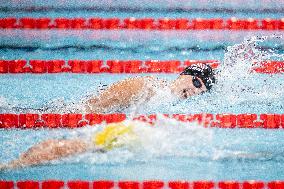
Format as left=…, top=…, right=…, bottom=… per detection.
left=86, top=78, right=144, bottom=113
left=2, top=139, right=91, bottom=169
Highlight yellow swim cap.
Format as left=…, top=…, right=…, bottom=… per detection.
left=93, top=121, right=137, bottom=151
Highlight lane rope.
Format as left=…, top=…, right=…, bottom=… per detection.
left=0, top=113, right=283, bottom=129
left=0, top=180, right=283, bottom=189
left=0, top=17, right=284, bottom=30
left=0, top=60, right=283, bottom=74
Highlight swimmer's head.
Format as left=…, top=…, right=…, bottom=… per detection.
left=181, top=63, right=216, bottom=91
left=171, top=63, right=216, bottom=99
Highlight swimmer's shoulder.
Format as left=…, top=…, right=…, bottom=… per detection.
left=111, top=76, right=147, bottom=90
left=125, top=76, right=156, bottom=82
left=128, top=76, right=166, bottom=89
left=108, top=76, right=156, bottom=91
left=142, top=76, right=168, bottom=88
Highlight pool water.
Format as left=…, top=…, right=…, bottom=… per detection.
left=1, top=0, right=284, bottom=182
left=2, top=119, right=284, bottom=181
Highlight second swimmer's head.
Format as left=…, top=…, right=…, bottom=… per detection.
left=171, top=63, right=216, bottom=99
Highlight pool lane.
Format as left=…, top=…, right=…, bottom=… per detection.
left=0, top=74, right=283, bottom=114
left=1, top=127, right=284, bottom=181
left=0, top=30, right=283, bottom=61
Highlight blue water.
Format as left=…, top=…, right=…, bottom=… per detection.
left=1, top=0, right=284, bottom=182
left=1, top=124, right=284, bottom=181
left=0, top=30, right=283, bottom=61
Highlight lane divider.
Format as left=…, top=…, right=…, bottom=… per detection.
left=0, top=17, right=284, bottom=30
left=0, top=60, right=283, bottom=74
left=0, top=113, right=283, bottom=129
left=0, top=180, right=284, bottom=189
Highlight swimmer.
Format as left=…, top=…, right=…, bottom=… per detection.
left=2, top=63, right=215, bottom=114
left=84, top=63, right=216, bottom=113
left=0, top=121, right=148, bottom=170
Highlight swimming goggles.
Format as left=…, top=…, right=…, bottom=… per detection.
left=192, top=76, right=203, bottom=88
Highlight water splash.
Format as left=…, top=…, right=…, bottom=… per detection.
left=212, top=35, right=283, bottom=109
left=217, top=35, right=283, bottom=88
left=77, top=116, right=284, bottom=165
left=161, top=35, right=284, bottom=114
left=49, top=117, right=215, bottom=165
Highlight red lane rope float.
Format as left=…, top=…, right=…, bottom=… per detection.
left=0, top=113, right=283, bottom=129
left=0, top=17, right=284, bottom=30
left=0, top=60, right=283, bottom=74
left=1, top=180, right=284, bottom=189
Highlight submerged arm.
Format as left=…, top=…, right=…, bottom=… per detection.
left=2, top=139, right=90, bottom=169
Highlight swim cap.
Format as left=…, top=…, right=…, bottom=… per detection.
left=93, top=121, right=137, bottom=150
left=180, top=63, right=216, bottom=90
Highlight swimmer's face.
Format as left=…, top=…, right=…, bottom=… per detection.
left=171, top=75, right=207, bottom=99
